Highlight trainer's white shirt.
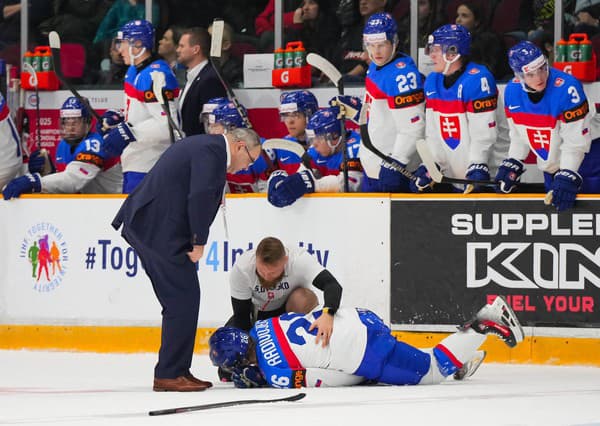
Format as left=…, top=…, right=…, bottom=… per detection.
left=229, top=247, right=325, bottom=312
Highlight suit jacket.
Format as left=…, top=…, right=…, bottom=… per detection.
left=112, top=134, right=227, bottom=261
left=180, top=62, right=227, bottom=136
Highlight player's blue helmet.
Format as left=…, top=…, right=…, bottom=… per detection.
left=279, top=90, right=319, bottom=119
left=306, top=107, right=342, bottom=138
left=117, top=19, right=155, bottom=51
left=363, top=12, right=398, bottom=44
left=209, top=327, right=250, bottom=368
left=426, top=24, right=471, bottom=56
left=202, top=97, right=229, bottom=115
left=60, top=96, right=91, bottom=123
left=211, top=101, right=248, bottom=129
left=508, top=41, right=547, bottom=76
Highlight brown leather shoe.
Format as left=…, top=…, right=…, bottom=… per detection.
left=153, top=375, right=209, bottom=392
left=186, top=373, right=213, bottom=388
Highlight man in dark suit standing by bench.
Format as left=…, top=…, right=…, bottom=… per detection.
left=112, top=128, right=262, bottom=392
left=177, top=27, right=226, bottom=136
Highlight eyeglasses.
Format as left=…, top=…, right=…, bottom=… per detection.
left=244, top=145, right=256, bottom=164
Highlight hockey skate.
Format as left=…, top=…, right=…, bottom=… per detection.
left=454, top=350, right=486, bottom=380
left=461, top=296, right=524, bottom=348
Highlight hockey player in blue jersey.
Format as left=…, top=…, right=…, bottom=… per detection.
left=102, top=19, right=180, bottom=193
left=355, top=12, right=425, bottom=193
left=413, top=24, right=509, bottom=194
left=495, top=41, right=596, bottom=212
left=3, top=97, right=122, bottom=198
left=267, top=106, right=363, bottom=207
left=279, top=90, right=319, bottom=147
left=209, top=295, right=522, bottom=388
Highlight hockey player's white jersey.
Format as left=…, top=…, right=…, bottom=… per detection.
left=121, top=59, right=179, bottom=173
left=363, top=53, right=425, bottom=178
left=0, top=92, right=23, bottom=188
left=424, top=62, right=508, bottom=179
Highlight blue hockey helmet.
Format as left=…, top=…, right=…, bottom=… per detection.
left=209, top=327, right=250, bottom=368
left=279, top=90, right=318, bottom=120
left=508, top=41, right=547, bottom=76
left=211, top=101, right=248, bottom=130
left=60, top=96, right=91, bottom=123
left=117, top=19, right=155, bottom=51
left=363, top=12, right=398, bottom=44
left=202, top=97, right=229, bottom=115
left=306, top=107, right=343, bottom=153
left=426, top=24, right=471, bottom=56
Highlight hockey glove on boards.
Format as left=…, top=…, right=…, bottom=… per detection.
left=409, top=164, right=434, bottom=193
left=464, top=163, right=490, bottom=193
left=3, top=173, right=41, bottom=199
left=102, top=121, right=136, bottom=157
left=96, top=109, right=125, bottom=135
left=494, top=158, right=524, bottom=193
left=329, top=95, right=362, bottom=124
left=231, top=365, right=267, bottom=388
left=28, top=149, right=55, bottom=175
left=549, top=169, right=582, bottom=212
left=267, top=169, right=315, bottom=207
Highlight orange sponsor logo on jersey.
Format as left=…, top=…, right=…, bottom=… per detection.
left=472, top=96, right=498, bottom=113
left=75, top=152, right=103, bottom=167
left=392, top=90, right=424, bottom=108
left=564, top=101, right=589, bottom=123
left=293, top=369, right=306, bottom=388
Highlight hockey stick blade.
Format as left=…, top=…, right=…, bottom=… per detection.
left=210, top=19, right=224, bottom=59
left=415, top=139, right=498, bottom=187
left=306, top=53, right=342, bottom=89
left=358, top=103, right=416, bottom=181
left=48, top=31, right=101, bottom=122
left=148, top=392, right=306, bottom=416
left=150, top=70, right=183, bottom=141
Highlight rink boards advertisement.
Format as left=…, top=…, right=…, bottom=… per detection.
left=391, top=197, right=600, bottom=328
left=0, top=195, right=390, bottom=326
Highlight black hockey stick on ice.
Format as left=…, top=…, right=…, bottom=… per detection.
left=21, top=62, right=53, bottom=176
left=358, top=102, right=416, bottom=181
left=148, top=392, right=306, bottom=416
left=210, top=18, right=252, bottom=129
left=150, top=70, right=183, bottom=142
left=306, top=52, right=349, bottom=192
left=48, top=31, right=101, bottom=122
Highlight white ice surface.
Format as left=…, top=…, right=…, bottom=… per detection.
left=1, top=350, right=600, bottom=426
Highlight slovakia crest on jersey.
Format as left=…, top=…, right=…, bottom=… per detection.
left=440, top=115, right=461, bottom=150
left=526, top=128, right=551, bottom=160
left=396, top=61, right=406, bottom=69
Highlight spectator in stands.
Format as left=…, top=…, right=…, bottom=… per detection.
left=93, top=0, right=159, bottom=46
left=0, top=1, right=52, bottom=64
left=208, top=21, right=243, bottom=88
left=255, top=0, right=303, bottom=52
left=158, top=25, right=186, bottom=87
left=454, top=1, right=510, bottom=80
left=337, top=0, right=388, bottom=83
left=573, top=0, right=600, bottom=37
left=297, top=0, right=341, bottom=81
left=398, top=0, right=447, bottom=52
left=98, top=37, right=128, bottom=86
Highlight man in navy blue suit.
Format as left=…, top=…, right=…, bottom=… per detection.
left=112, top=128, right=262, bottom=392
left=176, top=26, right=226, bottom=136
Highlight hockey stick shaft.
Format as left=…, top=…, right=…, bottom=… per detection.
left=210, top=19, right=252, bottom=129
left=358, top=102, right=416, bottom=180
left=148, top=392, right=306, bottom=416
left=306, top=53, right=349, bottom=191
left=48, top=31, right=101, bottom=122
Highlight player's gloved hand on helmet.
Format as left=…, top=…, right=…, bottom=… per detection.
left=3, top=173, right=41, bottom=200
left=231, top=365, right=267, bottom=388
left=464, top=163, right=490, bottom=194
left=409, top=164, right=434, bottom=193
left=494, top=158, right=524, bottom=193
left=102, top=121, right=136, bottom=158
left=377, top=161, right=407, bottom=192
left=548, top=169, right=582, bottom=212
left=267, top=169, right=315, bottom=207
left=329, top=95, right=362, bottom=124
left=96, top=109, right=125, bottom=135
left=28, top=149, right=56, bottom=175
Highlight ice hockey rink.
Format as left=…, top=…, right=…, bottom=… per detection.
left=1, top=350, right=599, bottom=426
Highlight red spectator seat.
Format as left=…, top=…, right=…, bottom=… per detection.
left=59, top=43, right=85, bottom=79
left=491, top=0, right=525, bottom=34
left=230, top=42, right=257, bottom=59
